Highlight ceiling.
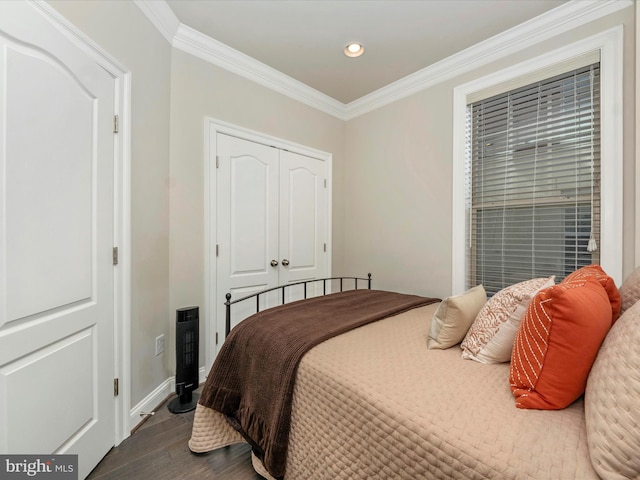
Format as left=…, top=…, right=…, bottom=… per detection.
left=165, top=0, right=569, bottom=104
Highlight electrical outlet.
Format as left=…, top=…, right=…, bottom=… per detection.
left=155, top=334, right=165, bottom=356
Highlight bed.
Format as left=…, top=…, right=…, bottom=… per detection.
left=189, top=272, right=640, bottom=479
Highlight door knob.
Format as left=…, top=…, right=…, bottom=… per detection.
left=282, top=259, right=290, bottom=266
left=270, top=260, right=278, bottom=267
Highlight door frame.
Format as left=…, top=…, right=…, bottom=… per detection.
left=34, top=2, right=132, bottom=445
left=204, top=118, right=332, bottom=369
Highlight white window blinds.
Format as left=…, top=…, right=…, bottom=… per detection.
left=466, top=63, right=600, bottom=296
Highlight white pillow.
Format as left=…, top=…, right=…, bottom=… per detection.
left=427, top=285, right=486, bottom=350
left=461, top=276, right=555, bottom=364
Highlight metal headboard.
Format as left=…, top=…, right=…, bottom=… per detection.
left=224, top=274, right=372, bottom=336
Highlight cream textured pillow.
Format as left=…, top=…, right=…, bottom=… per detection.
left=461, top=276, right=555, bottom=364
left=619, top=265, right=640, bottom=315
left=427, top=285, right=486, bottom=350
left=585, top=299, right=640, bottom=479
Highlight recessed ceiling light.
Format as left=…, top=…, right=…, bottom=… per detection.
left=344, top=42, right=364, bottom=58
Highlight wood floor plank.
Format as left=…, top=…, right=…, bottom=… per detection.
left=88, top=393, right=261, bottom=480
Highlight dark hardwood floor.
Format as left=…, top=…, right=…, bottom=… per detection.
left=87, top=391, right=263, bottom=480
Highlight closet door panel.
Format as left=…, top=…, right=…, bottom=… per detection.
left=216, top=134, right=280, bottom=331
left=279, top=150, right=326, bottom=300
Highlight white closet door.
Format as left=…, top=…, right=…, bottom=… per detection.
left=215, top=134, right=328, bottom=344
left=0, top=2, right=116, bottom=477
left=279, top=150, right=327, bottom=301
left=216, top=134, right=280, bottom=331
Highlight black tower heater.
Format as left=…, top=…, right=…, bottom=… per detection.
left=168, top=306, right=200, bottom=414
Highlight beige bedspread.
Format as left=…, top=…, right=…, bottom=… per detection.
left=190, top=303, right=597, bottom=479
left=199, top=290, right=437, bottom=478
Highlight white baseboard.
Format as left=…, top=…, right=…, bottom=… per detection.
left=128, top=366, right=207, bottom=433
left=128, top=378, right=173, bottom=432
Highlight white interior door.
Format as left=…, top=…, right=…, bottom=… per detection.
left=279, top=150, right=327, bottom=300
left=216, top=134, right=280, bottom=333
left=214, top=133, right=328, bottom=349
left=0, top=2, right=116, bottom=477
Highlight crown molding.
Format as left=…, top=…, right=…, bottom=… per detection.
left=135, top=0, right=632, bottom=121
left=133, top=0, right=179, bottom=44
left=344, top=0, right=631, bottom=120
left=172, top=24, right=345, bottom=119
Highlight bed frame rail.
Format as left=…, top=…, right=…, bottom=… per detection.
left=225, top=274, right=372, bottom=336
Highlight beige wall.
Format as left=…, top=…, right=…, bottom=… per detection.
left=168, top=49, right=346, bottom=370
left=343, top=6, right=636, bottom=299
left=48, top=0, right=172, bottom=406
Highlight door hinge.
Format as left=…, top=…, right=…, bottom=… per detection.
left=216, top=155, right=219, bottom=168
left=113, top=115, right=119, bottom=134
left=216, top=244, right=219, bottom=257
left=114, top=378, right=119, bottom=396
left=324, top=243, right=326, bottom=252
left=216, top=332, right=219, bottom=345
left=113, top=247, right=119, bottom=265
left=324, top=179, right=327, bottom=188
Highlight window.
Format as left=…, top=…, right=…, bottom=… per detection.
left=466, top=64, right=600, bottom=296
left=452, top=28, right=623, bottom=295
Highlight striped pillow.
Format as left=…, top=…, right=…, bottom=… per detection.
left=510, top=277, right=612, bottom=409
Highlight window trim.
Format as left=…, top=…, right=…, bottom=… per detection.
left=452, top=26, right=623, bottom=293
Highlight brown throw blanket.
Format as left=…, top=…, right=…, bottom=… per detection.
left=199, top=289, right=439, bottom=478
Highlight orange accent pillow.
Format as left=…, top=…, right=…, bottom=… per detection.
left=562, top=264, right=621, bottom=323
left=510, top=277, right=612, bottom=409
